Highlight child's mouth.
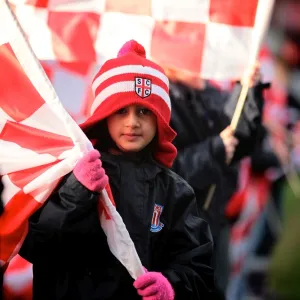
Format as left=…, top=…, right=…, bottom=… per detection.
left=122, top=134, right=142, bottom=141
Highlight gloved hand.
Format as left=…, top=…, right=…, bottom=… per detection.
left=133, top=271, right=175, bottom=300
left=73, top=149, right=108, bottom=193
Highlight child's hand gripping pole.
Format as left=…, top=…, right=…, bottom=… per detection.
left=73, top=149, right=145, bottom=280
left=73, top=150, right=108, bottom=193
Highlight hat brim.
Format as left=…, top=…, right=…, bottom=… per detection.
left=79, top=96, right=177, bottom=167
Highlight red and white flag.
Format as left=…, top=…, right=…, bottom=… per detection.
left=7, top=0, right=275, bottom=122
left=0, top=0, right=143, bottom=279
left=9, top=0, right=274, bottom=81
left=3, top=254, right=33, bottom=300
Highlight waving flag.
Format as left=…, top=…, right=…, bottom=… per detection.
left=10, top=0, right=275, bottom=80
left=0, top=0, right=143, bottom=280
left=7, top=0, right=275, bottom=123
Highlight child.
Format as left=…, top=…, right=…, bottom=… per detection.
left=19, top=40, right=216, bottom=300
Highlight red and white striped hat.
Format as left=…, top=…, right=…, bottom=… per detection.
left=80, top=40, right=177, bottom=167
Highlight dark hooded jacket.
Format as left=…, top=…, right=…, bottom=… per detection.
left=19, top=123, right=217, bottom=300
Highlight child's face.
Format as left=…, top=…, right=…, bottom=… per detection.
left=107, top=104, right=157, bottom=153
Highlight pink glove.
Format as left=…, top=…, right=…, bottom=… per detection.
left=133, top=272, right=175, bottom=300
left=73, top=149, right=108, bottom=193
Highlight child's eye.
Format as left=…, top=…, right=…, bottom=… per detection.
left=115, top=108, right=127, bottom=115
left=138, top=108, right=152, bottom=115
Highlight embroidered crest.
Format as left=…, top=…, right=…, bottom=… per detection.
left=135, top=77, right=152, bottom=98
left=150, top=204, right=164, bottom=232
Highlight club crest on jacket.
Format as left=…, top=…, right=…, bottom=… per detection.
left=135, top=77, right=152, bottom=98
left=150, top=204, right=164, bottom=232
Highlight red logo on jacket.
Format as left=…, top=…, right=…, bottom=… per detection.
left=150, top=204, right=164, bottom=232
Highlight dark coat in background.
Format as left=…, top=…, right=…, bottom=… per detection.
left=170, top=81, right=267, bottom=238
left=170, top=81, right=267, bottom=296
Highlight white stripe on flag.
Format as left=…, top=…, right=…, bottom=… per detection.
left=0, top=31, right=8, bottom=47
left=14, top=5, right=56, bottom=60
left=30, top=180, right=60, bottom=203
left=0, top=140, right=57, bottom=175
left=21, top=103, right=71, bottom=137
left=48, top=0, right=106, bottom=13
left=201, top=23, right=253, bottom=80
left=151, top=0, right=210, bottom=23
left=100, top=189, right=145, bottom=279
left=94, top=13, right=155, bottom=63
left=23, top=152, right=79, bottom=194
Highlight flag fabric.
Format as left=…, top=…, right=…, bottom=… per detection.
left=3, top=254, right=33, bottom=300
left=6, top=0, right=275, bottom=123
left=38, top=60, right=97, bottom=124
left=10, top=0, right=274, bottom=81
left=0, top=0, right=143, bottom=280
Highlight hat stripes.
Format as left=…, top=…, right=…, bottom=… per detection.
left=92, top=65, right=169, bottom=94
left=94, top=73, right=169, bottom=97
left=91, top=81, right=171, bottom=115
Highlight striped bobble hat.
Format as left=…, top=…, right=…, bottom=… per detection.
left=80, top=40, right=177, bottom=168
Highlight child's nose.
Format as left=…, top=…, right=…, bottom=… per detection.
left=125, top=112, right=140, bottom=127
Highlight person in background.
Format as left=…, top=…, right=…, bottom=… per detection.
left=169, top=68, right=268, bottom=297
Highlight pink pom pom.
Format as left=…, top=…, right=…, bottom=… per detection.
left=117, top=40, right=146, bottom=58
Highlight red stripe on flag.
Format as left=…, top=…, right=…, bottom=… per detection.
left=97, top=185, right=116, bottom=220
left=25, top=0, right=49, bottom=8
left=0, top=44, right=45, bottom=122
left=105, top=184, right=115, bottom=207
left=8, top=161, right=59, bottom=189
left=151, top=21, right=205, bottom=74
left=3, top=254, right=33, bottom=300
left=0, top=121, right=74, bottom=157
left=0, top=191, right=42, bottom=263
left=41, top=61, right=56, bottom=81
left=59, top=62, right=92, bottom=76
left=209, top=0, right=259, bottom=27
left=48, top=12, right=100, bottom=62
left=4, top=254, right=31, bottom=272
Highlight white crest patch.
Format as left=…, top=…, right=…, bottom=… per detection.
left=135, top=77, right=152, bottom=98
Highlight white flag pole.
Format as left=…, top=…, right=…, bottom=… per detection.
left=1, top=0, right=91, bottom=155
left=231, top=0, right=275, bottom=130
